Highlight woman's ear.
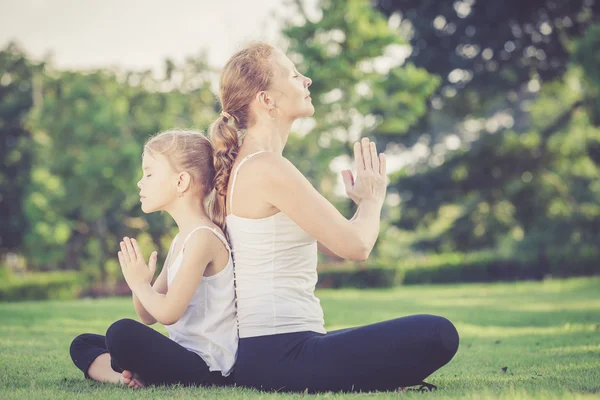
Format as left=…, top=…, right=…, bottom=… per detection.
left=256, top=90, right=276, bottom=110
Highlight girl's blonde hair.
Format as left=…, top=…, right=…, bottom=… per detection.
left=209, top=42, right=276, bottom=221
left=144, top=129, right=225, bottom=231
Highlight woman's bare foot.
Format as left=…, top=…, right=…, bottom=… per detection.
left=120, top=370, right=146, bottom=389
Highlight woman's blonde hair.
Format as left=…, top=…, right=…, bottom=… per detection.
left=208, top=42, right=276, bottom=226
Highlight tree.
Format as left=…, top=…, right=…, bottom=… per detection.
left=374, top=1, right=600, bottom=274
left=282, top=0, right=438, bottom=221
left=23, top=54, right=218, bottom=281
left=0, top=43, right=38, bottom=256
left=376, top=0, right=599, bottom=120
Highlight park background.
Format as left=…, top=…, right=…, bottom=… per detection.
left=1, top=0, right=599, bottom=399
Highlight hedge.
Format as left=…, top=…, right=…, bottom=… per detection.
left=0, top=270, right=84, bottom=301
left=316, top=251, right=600, bottom=289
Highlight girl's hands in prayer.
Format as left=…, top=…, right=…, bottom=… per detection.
left=118, top=237, right=157, bottom=290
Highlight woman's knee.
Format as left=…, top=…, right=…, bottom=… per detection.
left=432, top=315, right=459, bottom=361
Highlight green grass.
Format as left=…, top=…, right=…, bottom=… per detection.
left=1, top=277, right=599, bottom=399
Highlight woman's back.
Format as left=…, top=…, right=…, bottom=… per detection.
left=226, top=152, right=325, bottom=338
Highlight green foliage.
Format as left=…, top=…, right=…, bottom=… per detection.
left=2, top=1, right=600, bottom=286
left=318, top=250, right=600, bottom=289
left=0, top=43, right=38, bottom=252
left=283, top=0, right=438, bottom=211
left=318, top=262, right=398, bottom=288
left=376, top=0, right=598, bottom=118
left=0, top=270, right=83, bottom=301
left=19, top=54, right=218, bottom=278
left=375, top=3, right=600, bottom=272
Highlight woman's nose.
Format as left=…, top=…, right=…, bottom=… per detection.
left=305, top=77, right=312, bottom=88
left=137, top=180, right=142, bottom=189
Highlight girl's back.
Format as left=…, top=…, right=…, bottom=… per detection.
left=166, top=225, right=237, bottom=376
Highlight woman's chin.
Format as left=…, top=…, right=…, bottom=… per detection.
left=302, top=104, right=315, bottom=117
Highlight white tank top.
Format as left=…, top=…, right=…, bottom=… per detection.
left=226, top=151, right=326, bottom=338
left=165, top=226, right=238, bottom=376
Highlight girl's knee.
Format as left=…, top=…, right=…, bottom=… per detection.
left=106, top=318, right=138, bottom=349
left=69, top=334, right=87, bottom=359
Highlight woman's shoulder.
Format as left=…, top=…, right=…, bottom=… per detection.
left=240, top=152, right=300, bottom=181
left=237, top=150, right=286, bottom=166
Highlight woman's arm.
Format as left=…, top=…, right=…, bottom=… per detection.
left=125, top=232, right=215, bottom=326
left=317, top=205, right=360, bottom=257
left=259, top=139, right=387, bottom=261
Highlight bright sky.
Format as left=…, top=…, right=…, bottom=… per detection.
left=0, top=0, right=291, bottom=72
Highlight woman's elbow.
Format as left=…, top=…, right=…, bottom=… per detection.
left=342, top=245, right=371, bottom=261
left=354, top=247, right=372, bottom=261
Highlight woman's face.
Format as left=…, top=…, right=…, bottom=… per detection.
left=266, top=49, right=314, bottom=120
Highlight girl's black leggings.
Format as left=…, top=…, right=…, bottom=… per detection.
left=69, top=318, right=232, bottom=387
left=234, top=314, right=459, bottom=393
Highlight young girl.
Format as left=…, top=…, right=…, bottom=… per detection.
left=69, top=129, right=237, bottom=388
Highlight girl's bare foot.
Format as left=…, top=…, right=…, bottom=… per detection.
left=119, top=369, right=133, bottom=386
left=120, top=370, right=146, bottom=389
left=131, top=372, right=146, bottom=388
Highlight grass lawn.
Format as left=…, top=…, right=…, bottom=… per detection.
left=1, top=277, right=599, bottom=399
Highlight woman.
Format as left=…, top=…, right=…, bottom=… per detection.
left=208, top=42, right=459, bottom=393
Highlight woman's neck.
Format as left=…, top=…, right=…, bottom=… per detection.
left=242, top=117, right=294, bottom=156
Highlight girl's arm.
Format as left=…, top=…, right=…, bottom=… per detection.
left=124, top=232, right=217, bottom=326
left=132, top=266, right=167, bottom=325
left=258, top=139, right=387, bottom=261
left=132, top=247, right=171, bottom=325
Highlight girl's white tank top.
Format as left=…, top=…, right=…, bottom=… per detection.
left=165, top=226, right=238, bottom=376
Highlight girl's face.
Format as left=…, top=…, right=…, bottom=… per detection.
left=266, top=49, right=314, bottom=120
left=137, top=152, right=178, bottom=213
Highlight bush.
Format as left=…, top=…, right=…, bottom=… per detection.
left=398, top=252, right=531, bottom=284
left=316, top=250, right=590, bottom=289
left=317, top=262, right=397, bottom=289
left=0, top=271, right=84, bottom=301
left=0, top=265, right=11, bottom=281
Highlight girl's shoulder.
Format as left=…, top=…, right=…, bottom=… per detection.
left=179, top=224, right=225, bottom=243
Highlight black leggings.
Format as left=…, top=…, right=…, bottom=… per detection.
left=235, top=314, right=459, bottom=393
left=69, top=318, right=232, bottom=387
